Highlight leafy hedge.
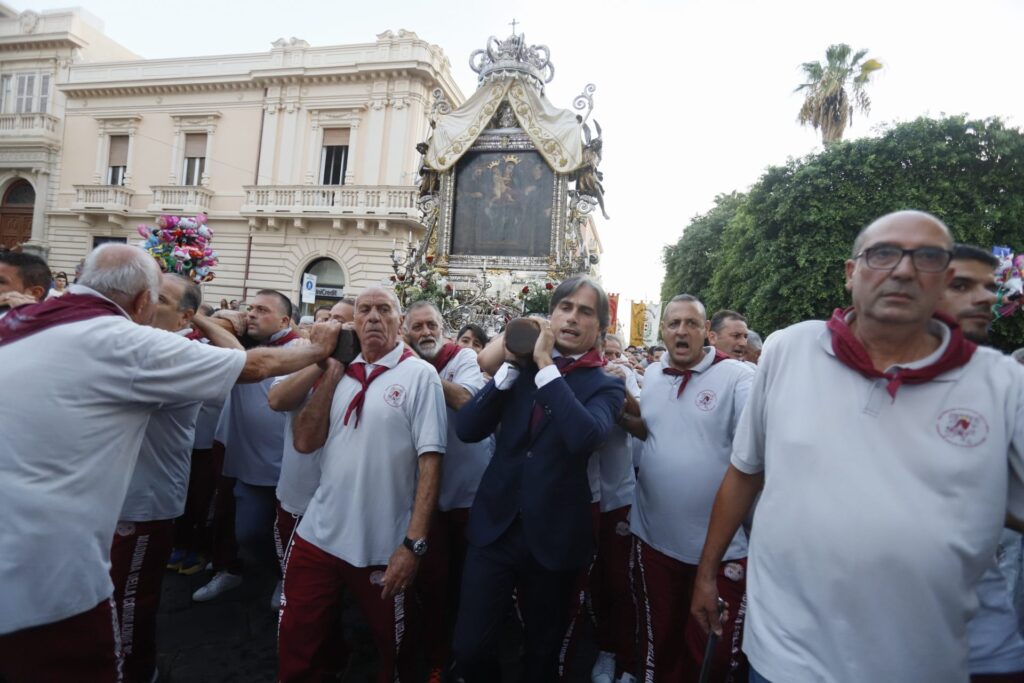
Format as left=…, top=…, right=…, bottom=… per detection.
left=661, top=116, right=1024, bottom=350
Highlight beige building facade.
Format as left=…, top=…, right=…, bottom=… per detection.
left=0, top=4, right=137, bottom=254
left=0, top=4, right=464, bottom=309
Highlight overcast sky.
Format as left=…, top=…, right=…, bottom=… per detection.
left=25, top=0, right=1024, bottom=312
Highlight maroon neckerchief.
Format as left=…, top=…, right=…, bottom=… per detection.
left=430, top=342, right=462, bottom=374
left=662, top=349, right=731, bottom=398
left=0, top=292, right=124, bottom=348
left=265, top=329, right=300, bottom=347
left=529, top=348, right=607, bottom=436
left=343, top=346, right=415, bottom=427
left=185, top=328, right=205, bottom=341
left=825, top=307, right=976, bottom=399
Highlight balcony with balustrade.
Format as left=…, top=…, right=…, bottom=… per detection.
left=148, top=185, right=215, bottom=215
left=0, top=113, right=61, bottom=147
left=72, top=184, right=135, bottom=226
left=239, top=184, right=420, bottom=232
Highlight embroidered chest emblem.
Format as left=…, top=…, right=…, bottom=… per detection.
left=695, top=389, right=718, bottom=412
left=383, top=384, right=406, bottom=408
left=936, top=408, right=989, bottom=448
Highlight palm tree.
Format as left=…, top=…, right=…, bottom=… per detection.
left=796, top=44, right=882, bottom=145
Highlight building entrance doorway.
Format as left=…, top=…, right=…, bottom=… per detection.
left=300, top=257, right=345, bottom=315
left=0, top=180, right=35, bottom=249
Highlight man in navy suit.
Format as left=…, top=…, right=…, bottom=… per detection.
left=453, top=275, right=626, bottom=682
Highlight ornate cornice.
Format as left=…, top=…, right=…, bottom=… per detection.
left=60, top=60, right=458, bottom=100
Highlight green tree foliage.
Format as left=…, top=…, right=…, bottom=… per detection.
left=661, top=116, right=1024, bottom=351
left=660, top=192, right=744, bottom=304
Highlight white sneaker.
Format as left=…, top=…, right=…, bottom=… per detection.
left=270, top=579, right=283, bottom=612
left=591, top=650, right=616, bottom=683
left=615, top=673, right=636, bottom=683
left=191, top=570, right=242, bottom=602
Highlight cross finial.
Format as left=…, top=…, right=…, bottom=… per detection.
left=509, top=18, right=519, bottom=35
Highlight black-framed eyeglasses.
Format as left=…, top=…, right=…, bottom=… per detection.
left=854, top=245, right=953, bottom=272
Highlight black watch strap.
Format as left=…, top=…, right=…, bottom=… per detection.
left=403, top=536, right=428, bottom=557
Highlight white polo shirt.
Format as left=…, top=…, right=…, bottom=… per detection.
left=120, top=401, right=202, bottom=522
left=594, top=365, right=641, bottom=512
left=731, top=319, right=1024, bottom=683
left=298, top=343, right=446, bottom=567
left=120, top=329, right=203, bottom=523
left=436, top=347, right=491, bottom=512
left=0, top=287, right=245, bottom=634
left=193, top=399, right=225, bottom=450
left=273, top=374, right=322, bottom=516
left=190, top=337, right=226, bottom=451
left=222, top=333, right=301, bottom=486
left=631, top=349, right=753, bottom=563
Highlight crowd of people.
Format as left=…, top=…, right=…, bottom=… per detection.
left=1, top=208, right=1023, bottom=683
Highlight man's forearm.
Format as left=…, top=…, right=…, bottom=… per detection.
left=238, top=344, right=325, bottom=384
left=441, top=380, right=472, bottom=411
left=406, top=453, right=442, bottom=539
left=268, top=364, right=324, bottom=412
left=620, top=413, right=648, bottom=440
left=292, top=368, right=339, bottom=453
left=192, top=314, right=243, bottom=350
left=696, top=465, right=764, bottom=580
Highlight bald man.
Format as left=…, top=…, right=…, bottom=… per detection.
left=692, top=212, right=1024, bottom=682
left=0, top=244, right=340, bottom=683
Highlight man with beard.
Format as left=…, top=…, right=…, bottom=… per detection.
left=0, top=250, right=49, bottom=312
left=403, top=300, right=490, bottom=681
left=692, top=212, right=1024, bottom=682
left=938, top=244, right=1024, bottom=682
left=193, top=290, right=302, bottom=602
left=627, top=295, right=754, bottom=682
left=708, top=310, right=749, bottom=361
left=453, top=275, right=625, bottom=682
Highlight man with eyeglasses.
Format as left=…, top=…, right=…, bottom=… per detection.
left=691, top=211, right=1024, bottom=682
left=938, top=244, right=1024, bottom=682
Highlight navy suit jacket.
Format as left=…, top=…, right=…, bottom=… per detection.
left=455, top=362, right=625, bottom=571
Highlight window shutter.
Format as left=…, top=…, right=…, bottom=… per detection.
left=108, top=136, right=129, bottom=166
left=184, top=133, right=207, bottom=157
left=322, top=128, right=349, bottom=146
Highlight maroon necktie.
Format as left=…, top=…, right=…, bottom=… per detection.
left=343, top=347, right=414, bottom=427
left=528, top=351, right=605, bottom=436
left=662, top=367, right=694, bottom=398
left=662, top=350, right=731, bottom=398
left=825, top=307, right=976, bottom=399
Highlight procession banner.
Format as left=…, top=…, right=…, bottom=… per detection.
left=608, top=293, right=619, bottom=332
left=643, top=301, right=662, bottom=346
left=630, top=302, right=646, bottom=347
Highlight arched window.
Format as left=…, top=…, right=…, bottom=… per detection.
left=301, top=257, right=345, bottom=310
left=3, top=179, right=35, bottom=205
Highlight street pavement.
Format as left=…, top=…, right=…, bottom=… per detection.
left=155, top=559, right=598, bottom=682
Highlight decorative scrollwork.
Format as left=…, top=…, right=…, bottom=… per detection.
left=573, top=83, right=597, bottom=123
left=430, top=88, right=451, bottom=118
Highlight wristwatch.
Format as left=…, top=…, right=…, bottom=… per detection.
left=403, top=536, right=428, bottom=557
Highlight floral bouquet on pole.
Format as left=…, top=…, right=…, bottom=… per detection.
left=137, top=214, right=219, bottom=284
left=993, top=246, right=1023, bottom=321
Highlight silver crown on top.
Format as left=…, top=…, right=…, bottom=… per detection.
left=469, top=34, right=555, bottom=92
